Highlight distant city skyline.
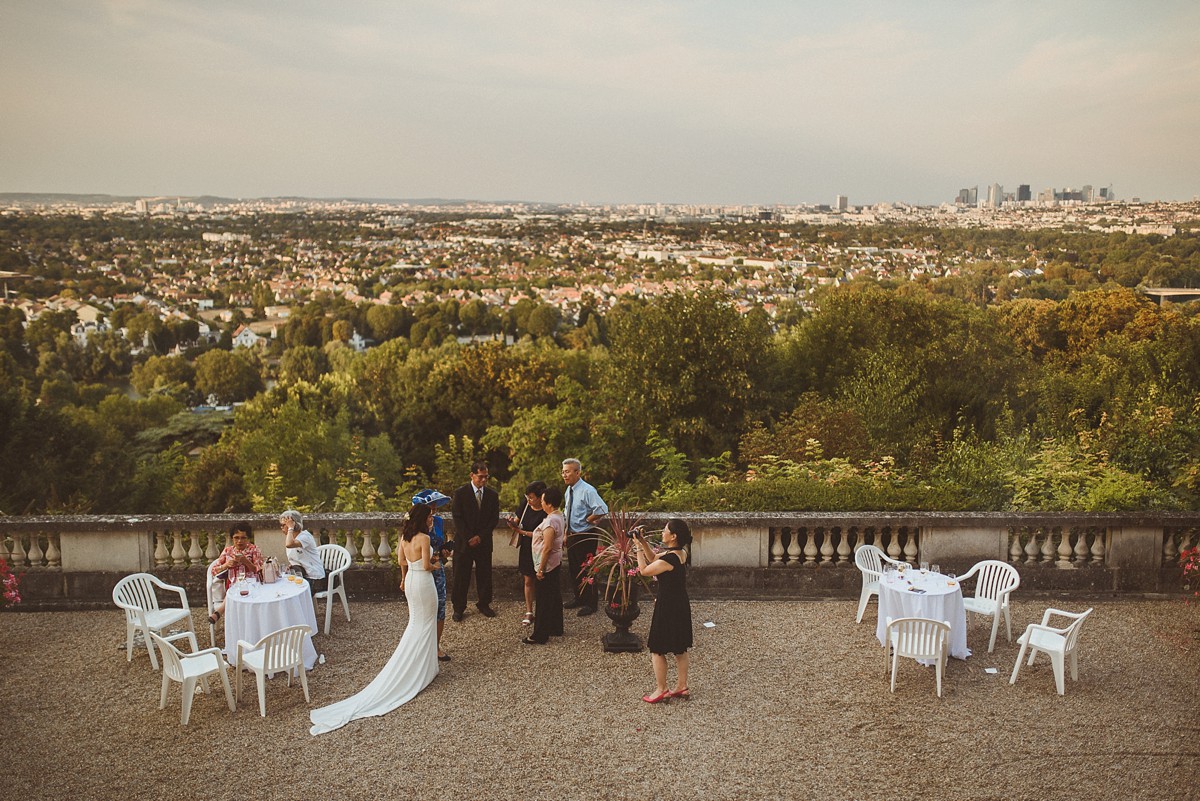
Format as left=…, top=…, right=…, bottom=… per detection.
left=2, top=1, right=1198, bottom=205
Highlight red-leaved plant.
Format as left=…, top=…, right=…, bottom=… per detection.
left=578, top=507, right=659, bottom=614
left=0, top=558, right=21, bottom=608
left=1181, top=547, right=1200, bottom=604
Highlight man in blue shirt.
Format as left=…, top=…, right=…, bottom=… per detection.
left=561, top=458, right=608, bottom=616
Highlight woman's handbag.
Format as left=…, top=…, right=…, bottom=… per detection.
left=262, top=557, right=280, bottom=584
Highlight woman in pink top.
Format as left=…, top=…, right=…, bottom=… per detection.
left=523, top=486, right=565, bottom=645
left=208, top=523, right=264, bottom=624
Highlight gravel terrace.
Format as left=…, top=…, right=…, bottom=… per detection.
left=5, top=596, right=1198, bottom=801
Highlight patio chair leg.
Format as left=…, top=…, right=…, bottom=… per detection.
left=987, top=614, right=1000, bottom=653
left=256, top=672, right=268, bottom=717
left=218, top=668, right=235, bottom=712
left=1050, top=652, right=1066, bottom=695
left=1009, top=641, right=1029, bottom=685
left=143, top=626, right=160, bottom=670
left=180, top=677, right=196, bottom=725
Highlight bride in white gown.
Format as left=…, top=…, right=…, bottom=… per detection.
left=309, top=504, right=440, bottom=736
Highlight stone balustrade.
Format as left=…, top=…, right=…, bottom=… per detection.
left=1, top=511, right=1196, bottom=606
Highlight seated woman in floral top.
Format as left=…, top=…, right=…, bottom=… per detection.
left=208, top=523, right=264, bottom=624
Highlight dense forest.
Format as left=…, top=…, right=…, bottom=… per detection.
left=2, top=213, right=1199, bottom=515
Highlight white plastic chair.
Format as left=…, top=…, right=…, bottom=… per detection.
left=854, top=543, right=904, bottom=623
left=314, top=544, right=352, bottom=635
left=235, top=624, right=311, bottom=717
left=1009, top=607, right=1093, bottom=695
left=206, top=559, right=227, bottom=648
left=112, top=572, right=198, bottom=671
left=885, top=616, right=951, bottom=697
left=957, top=559, right=1021, bottom=653
left=149, top=632, right=235, bottom=725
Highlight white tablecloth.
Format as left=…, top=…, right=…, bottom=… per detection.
left=224, top=578, right=319, bottom=670
left=875, top=570, right=971, bottom=661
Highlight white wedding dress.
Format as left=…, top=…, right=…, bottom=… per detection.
left=309, top=559, right=439, bottom=735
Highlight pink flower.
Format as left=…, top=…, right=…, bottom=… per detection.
left=627, top=568, right=639, bottom=576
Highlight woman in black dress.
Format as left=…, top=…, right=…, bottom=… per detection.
left=633, top=518, right=693, bottom=704
left=505, top=480, right=547, bottom=627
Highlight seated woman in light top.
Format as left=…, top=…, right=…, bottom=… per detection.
left=281, top=509, right=326, bottom=589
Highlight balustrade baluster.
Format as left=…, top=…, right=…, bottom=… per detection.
left=785, top=527, right=803, bottom=565
left=204, top=530, right=219, bottom=562
left=836, top=527, right=853, bottom=565
left=1008, top=529, right=1023, bottom=563
left=885, top=529, right=903, bottom=562
left=364, top=527, right=379, bottom=565
left=346, top=531, right=364, bottom=564
left=1180, top=529, right=1198, bottom=560
left=1056, top=527, right=1074, bottom=567
left=902, top=529, right=918, bottom=564
left=1073, top=528, right=1090, bottom=564
left=819, top=527, right=836, bottom=565
left=169, top=531, right=186, bottom=568
left=1024, top=529, right=1041, bottom=563
left=1163, top=530, right=1178, bottom=562
left=45, top=533, right=61, bottom=570
left=8, top=534, right=27, bottom=568
left=1036, top=527, right=1056, bottom=565
left=1091, top=528, right=1107, bottom=564
left=376, top=527, right=392, bottom=566
left=27, top=533, right=44, bottom=568
left=769, top=528, right=785, bottom=565
left=187, top=531, right=202, bottom=568
left=803, top=528, right=819, bottom=565
left=154, top=531, right=169, bottom=568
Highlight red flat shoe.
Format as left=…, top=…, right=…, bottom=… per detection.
left=669, top=688, right=690, bottom=700
left=642, top=690, right=671, bottom=704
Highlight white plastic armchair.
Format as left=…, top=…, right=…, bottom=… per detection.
left=1009, top=607, right=1093, bottom=695
left=315, top=544, right=352, bottom=635
left=885, top=616, right=951, bottom=697
left=235, top=624, right=311, bottom=717
left=112, top=572, right=198, bottom=671
left=148, top=632, right=235, bottom=725
left=957, top=559, right=1020, bottom=653
left=854, top=544, right=904, bottom=623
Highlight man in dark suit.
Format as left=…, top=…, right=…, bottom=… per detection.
left=450, top=460, right=501, bottom=621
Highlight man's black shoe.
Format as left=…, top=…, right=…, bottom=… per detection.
left=452, top=611, right=464, bottom=622
left=576, top=606, right=596, bottom=617
left=563, top=599, right=583, bottom=609
left=477, top=604, right=497, bottom=618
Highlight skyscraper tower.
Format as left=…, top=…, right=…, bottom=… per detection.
left=835, top=195, right=848, bottom=211
left=1017, top=185, right=1031, bottom=202
left=987, top=183, right=1004, bottom=208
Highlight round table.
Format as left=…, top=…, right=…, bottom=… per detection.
left=224, top=577, right=320, bottom=670
left=875, top=569, right=971, bottom=662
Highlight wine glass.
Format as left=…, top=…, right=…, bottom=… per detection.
left=932, top=563, right=941, bottom=576
left=919, top=561, right=929, bottom=574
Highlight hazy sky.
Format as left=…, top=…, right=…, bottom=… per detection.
left=2, top=1, right=1198, bottom=204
